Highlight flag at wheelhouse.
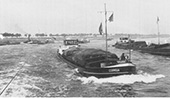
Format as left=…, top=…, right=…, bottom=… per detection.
left=109, top=13, right=113, bottom=22
left=99, top=23, right=103, bottom=35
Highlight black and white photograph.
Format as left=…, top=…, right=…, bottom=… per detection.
left=0, top=0, right=170, bottom=97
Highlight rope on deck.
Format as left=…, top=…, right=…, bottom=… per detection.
left=0, top=63, right=24, bottom=96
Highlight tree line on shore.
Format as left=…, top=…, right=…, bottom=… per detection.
left=2, top=32, right=22, bottom=37
left=1, top=32, right=170, bottom=38
left=0, top=32, right=100, bottom=37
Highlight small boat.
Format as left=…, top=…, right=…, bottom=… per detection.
left=78, top=38, right=90, bottom=44
left=57, top=40, right=136, bottom=78
left=0, top=40, right=10, bottom=46
left=107, top=38, right=113, bottom=41
left=28, top=40, right=46, bottom=44
left=0, top=40, right=20, bottom=46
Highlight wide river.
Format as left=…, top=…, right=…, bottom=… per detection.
left=0, top=37, right=170, bottom=97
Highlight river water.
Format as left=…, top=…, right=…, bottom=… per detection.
left=0, top=37, right=170, bottom=97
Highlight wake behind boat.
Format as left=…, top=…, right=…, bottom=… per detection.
left=57, top=39, right=136, bottom=78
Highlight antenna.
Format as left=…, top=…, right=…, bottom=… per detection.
left=128, top=34, right=131, bottom=62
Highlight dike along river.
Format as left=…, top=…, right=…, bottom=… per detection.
left=0, top=38, right=170, bottom=97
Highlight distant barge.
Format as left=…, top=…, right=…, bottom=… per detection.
left=113, top=37, right=170, bottom=56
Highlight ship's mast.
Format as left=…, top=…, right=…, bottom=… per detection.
left=104, top=4, right=108, bottom=52
left=157, top=17, right=160, bottom=45
left=99, top=4, right=113, bottom=57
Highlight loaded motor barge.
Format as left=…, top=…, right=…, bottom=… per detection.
left=57, top=39, right=136, bottom=78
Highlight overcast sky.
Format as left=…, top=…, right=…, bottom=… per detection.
left=0, top=0, right=170, bottom=35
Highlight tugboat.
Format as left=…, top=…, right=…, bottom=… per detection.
left=113, top=37, right=147, bottom=50
left=57, top=4, right=136, bottom=78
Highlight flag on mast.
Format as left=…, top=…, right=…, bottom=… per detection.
left=109, top=13, right=113, bottom=22
left=157, top=16, right=159, bottom=24
left=99, top=23, right=103, bottom=35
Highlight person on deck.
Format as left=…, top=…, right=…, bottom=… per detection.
left=120, top=53, right=126, bottom=61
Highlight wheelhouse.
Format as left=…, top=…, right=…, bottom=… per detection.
left=119, top=37, right=129, bottom=43
left=64, top=39, right=79, bottom=45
